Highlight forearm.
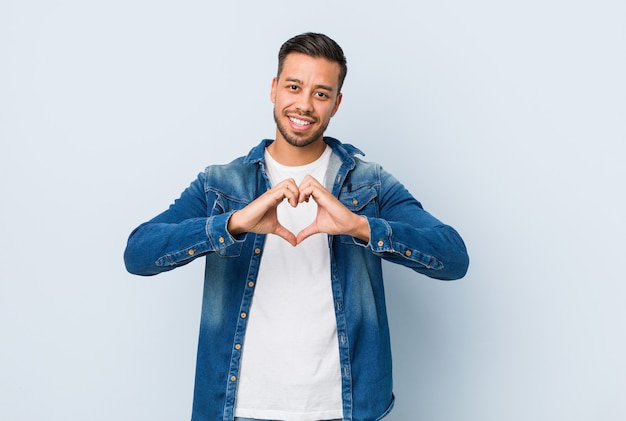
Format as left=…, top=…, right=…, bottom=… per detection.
left=363, top=168, right=469, bottom=280
left=365, top=216, right=469, bottom=280
left=124, top=172, right=242, bottom=275
left=124, top=217, right=211, bottom=275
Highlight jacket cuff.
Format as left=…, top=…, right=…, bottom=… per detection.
left=206, top=212, right=244, bottom=256
left=366, top=218, right=393, bottom=252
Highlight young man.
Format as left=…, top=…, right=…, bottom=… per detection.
left=124, top=32, right=469, bottom=421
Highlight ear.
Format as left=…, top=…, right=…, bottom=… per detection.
left=331, top=92, right=343, bottom=117
left=270, top=77, right=278, bottom=103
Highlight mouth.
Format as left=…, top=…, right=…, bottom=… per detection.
left=288, top=116, right=313, bottom=130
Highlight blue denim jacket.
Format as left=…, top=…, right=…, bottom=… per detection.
left=124, top=137, right=469, bottom=421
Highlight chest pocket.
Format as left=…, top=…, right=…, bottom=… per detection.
left=337, top=183, right=378, bottom=245
left=338, top=183, right=379, bottom=217
left=210, top=191, right=250, bottom=216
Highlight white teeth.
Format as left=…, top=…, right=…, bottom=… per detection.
left=289, top=117, right=311, bottom=126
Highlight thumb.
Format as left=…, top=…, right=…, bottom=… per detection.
left=274, top=223, right=298, bottom=247
left=296, top=223, right=319, bottom=245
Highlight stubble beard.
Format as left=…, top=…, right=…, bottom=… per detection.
left=273, top=107, right=329, bottom=148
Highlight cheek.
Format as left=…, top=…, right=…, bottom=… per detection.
left=322, top=104, right=338, bottom=119
left=273, top=93, right=290, bottom=108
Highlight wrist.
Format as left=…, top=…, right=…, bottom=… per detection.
left=227, top=211, right=243, bottom=236
left=350, top=215, right=370, bottom=242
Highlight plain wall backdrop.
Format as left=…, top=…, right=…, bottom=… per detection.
left=1, top=1, right=625, bottom=420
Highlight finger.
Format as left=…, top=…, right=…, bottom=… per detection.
left=297, top=183, right=316, bottom=203
left=300, top=174, right=320, bottom=187
left=298, top=188, right=311, bottom=203
left=296, top=223, right=319, bottom=244
left=275, top=179, right=299, bottom=207
left=299, top=184, right=330, bottom=205
left=284, top=185, right=299, bottom=207
left=297, top=176, right=326, bottom=203
left=274, top=224, right=297, bottom=247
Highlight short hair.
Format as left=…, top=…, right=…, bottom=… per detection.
left=277, top=32, right=348, bottom=93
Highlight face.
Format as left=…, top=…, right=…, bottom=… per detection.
left=271, top=53, right=343, bottom=148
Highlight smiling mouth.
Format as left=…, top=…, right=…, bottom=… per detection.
left=289, top=116, right=312, bottom=128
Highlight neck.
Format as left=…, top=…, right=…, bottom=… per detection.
left=266, top=136, right=327, bottom=166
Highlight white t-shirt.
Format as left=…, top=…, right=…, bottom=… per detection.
left=234, top=146, right=343, bottom=421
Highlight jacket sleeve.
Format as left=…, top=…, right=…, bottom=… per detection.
left=123, top=172, right=242, bottom=276
left=363, top=167, right=469, bottom=280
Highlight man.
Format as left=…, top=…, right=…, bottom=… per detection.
left=124, top=32, right=469, bottom=421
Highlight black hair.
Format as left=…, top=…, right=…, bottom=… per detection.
left=277, top=32, right=348, bottom=92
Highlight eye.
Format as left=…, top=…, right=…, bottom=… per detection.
left=288, top=84, right=299, bottom=91
left=315, top=91, right=329, bottom=99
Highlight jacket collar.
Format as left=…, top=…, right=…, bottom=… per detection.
left=243, top=137, right=364, bottom=169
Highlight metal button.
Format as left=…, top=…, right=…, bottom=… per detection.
left=377, top=240, right=384, bottom=247
left=218, top=236, right=225, bottom=243
left=352, top=198, right=358, bottom=205
left=240, top=312, right=247, bottom=319
left=248, top=281, right=255, bottom=288
left=254, top=248, right=261, bottom=254
left=405, top=250, right=412, bottom=257
left=187, top=249, right=195, bottom=255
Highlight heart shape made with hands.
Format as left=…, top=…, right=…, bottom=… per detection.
left=272, top=178, right=326, bottom=246
left=228, top=175, right=368, bottom=247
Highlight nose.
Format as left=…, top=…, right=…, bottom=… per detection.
left=294, top=90, right=314, bottom=114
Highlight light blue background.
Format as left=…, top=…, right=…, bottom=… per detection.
left=1, top=1, right=625, bottom=420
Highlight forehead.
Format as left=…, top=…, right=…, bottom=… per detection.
left=279, top=53, right=341, bottom=89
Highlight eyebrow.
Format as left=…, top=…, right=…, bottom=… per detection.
left=285, top=77, right=335, bottom=92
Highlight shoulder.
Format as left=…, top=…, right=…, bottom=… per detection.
left=199, top=154, right=259, bottom=203
left=203, top=154, right=255, bottom=182
left=349, top=156, right=382, bottom=182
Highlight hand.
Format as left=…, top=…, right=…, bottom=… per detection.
left=227, top=178, right=300, bottom=246
left=296, top=175, right=370, bottom=245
